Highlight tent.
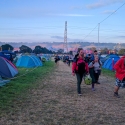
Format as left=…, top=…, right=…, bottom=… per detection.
left=31, top=55, right=43, bottom=65
left=0, top=77, right=10, bottom=87
left=100, top=54, right=119, bottom=64
left=0, top=57, right=18, bottom=78
left=16, top=55, right=43, bottom=68
left=0, top=52, right=10, bottom=60
left=40, top=56, right=48, bottom=61
left=102, top=55, right=120, bottom=70
left=41, top=54, right=50, bottom=61
left=0, top=50, right=16, bottom=61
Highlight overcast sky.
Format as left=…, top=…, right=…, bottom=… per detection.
left=0, top=0, right=125, bottom=43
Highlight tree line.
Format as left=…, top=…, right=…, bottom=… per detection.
left=1, top=44, right=125, bottom=55
left=101, top=47, right=125, bottom=55
left=0, top=44, right=54, bottom=54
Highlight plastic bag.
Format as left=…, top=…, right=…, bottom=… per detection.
left=84, top=74, right=92, bottom=85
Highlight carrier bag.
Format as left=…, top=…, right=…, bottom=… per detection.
left=84, top=74, right=92, bottom=85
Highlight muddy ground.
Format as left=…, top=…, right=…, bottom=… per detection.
left=0, top=61, right=125, bottom=125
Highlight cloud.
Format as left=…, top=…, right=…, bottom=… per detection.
left=86, top=0, right=124, bottom=9
left=51, top=36, right=86, bottom=42
left=117, top=36, right=125, bottom=38
left=102, top=10, right=115, bottom=14
left=51, top=36, right=64, bottom=40
left=0, top=7, right=52, bottom=18
left=70, top=6, right=84, bottom=10
left=48, top=14, right=94, bottom=17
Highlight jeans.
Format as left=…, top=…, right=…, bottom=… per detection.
left=76, top=73, right=84, bottom=94
left=94, top=72, right=99, bottom=83
left=89, top=68, right=95, bottom=88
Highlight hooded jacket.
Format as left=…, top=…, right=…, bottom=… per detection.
left=114, top=56, right=125, bottom=80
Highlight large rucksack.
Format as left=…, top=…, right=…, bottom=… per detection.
left=74, top=57, right=86, bottom=74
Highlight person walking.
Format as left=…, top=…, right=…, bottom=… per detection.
left=54, top=54, right=60, bottom=65
left=90, top=50, right=100, bottom=62
left=89, top=56, right=102, bottom=91
left=114, top=55, right=125, bottom=98
left=72, top=48, right=89, bottom=96
left=85, top=54, right=91, bottom=64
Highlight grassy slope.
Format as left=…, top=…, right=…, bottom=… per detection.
left=0, top=61, right=55, bottom=114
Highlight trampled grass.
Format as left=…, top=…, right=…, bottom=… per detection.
left=0, top=61, right=55, bottom=114
left=0, top=61, right=125, bottom=124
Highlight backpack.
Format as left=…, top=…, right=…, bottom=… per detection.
left=74, top=57, right=86, bottom=74
left=91, top=60, right=101, bottom=75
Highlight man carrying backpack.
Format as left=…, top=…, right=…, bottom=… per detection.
left=90, top=50, right=100, bottom=62
left=72, top=48, right=89, bottom=96
left=85, top=54, right=91, bottom=64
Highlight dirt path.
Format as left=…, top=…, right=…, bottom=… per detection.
left=1, top=61, right=125, bottom=125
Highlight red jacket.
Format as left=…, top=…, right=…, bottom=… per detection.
left=114, top=56, right=125, bottom=80
left=72, top=57, right=89, bottom=73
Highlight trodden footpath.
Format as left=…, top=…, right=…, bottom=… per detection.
left=0, top=61, right=125, bottom=125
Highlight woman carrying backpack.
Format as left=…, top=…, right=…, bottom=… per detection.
left=72, top=48, right=89, bottom=96
left=89, top=56, right=102, bottom=91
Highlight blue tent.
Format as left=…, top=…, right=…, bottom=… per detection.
left=0, top=76, right=10, bottom=87
left=0, top=57, right=18, bottom=78
left=16, top=55, right=43, bottom=68
left=102, top=55, right=120, bottom=70
left=0, top=79, right=10, bottom=87
left=30, top=55, right=43, bottom=65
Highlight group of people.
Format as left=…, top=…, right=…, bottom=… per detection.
left=54, top=49, right=125, bottom=98
left=72, top=48, right=101, bottom=95
left=62, top=55, right=74, bottom=66
left=72, top=48, right=125, bottom=98
left=54, top=54, right=73, bottom=66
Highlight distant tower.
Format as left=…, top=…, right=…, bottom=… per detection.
left=64, top=21, right=68, bottom=53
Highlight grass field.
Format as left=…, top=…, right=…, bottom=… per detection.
left=102, top=68, right=115, bottom=77
left=0, top=61, right=55, bottom=114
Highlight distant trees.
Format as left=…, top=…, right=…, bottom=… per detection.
left=118, top=49, right=125, bottom=55
left=19, top=45, right=32, bottom=53
left=101, top=48, right=109, bottom=54
left=18, top=45, right=54, bottom=54
left=89, top=47, right=96, bottom=52
left=1, top=44, right=14, bottom=51
left=33, top=45, right=53, bottom=54
left=33, top=46, right=42, bottom=54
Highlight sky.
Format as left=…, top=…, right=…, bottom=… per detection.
left=0, top=0, right=125, bottom=43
